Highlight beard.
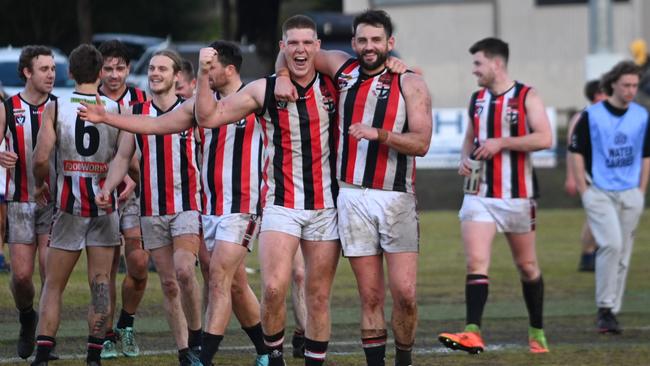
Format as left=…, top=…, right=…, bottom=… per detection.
left=149, top=79, right=175, bottom=95
left=357, top=50, right=388, bottom=71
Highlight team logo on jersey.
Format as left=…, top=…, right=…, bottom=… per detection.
left=474, top=100, right=484, bottom=118
left=14, top=113, right=26, bottom=125
left=506, top=100, right=519, bottom=125
left=276, top=100, right=288, bottom=109
left=614, top=132, right=628, bottom=145
left=337, top=73, right=353, bottom=89
left=64, top=160, right=108, bottom=173
left=372, top=73, right=392, bottom=100
left=235, top=118, right=247, bottom=128
left=319, top=83, right=336, bottom=114
left=179, top=129, right=189, bottom=139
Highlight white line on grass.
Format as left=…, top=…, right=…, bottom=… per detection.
left=0, top=342, right=522, bottom=363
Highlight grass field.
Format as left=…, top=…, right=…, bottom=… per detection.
left=1, top=209, right=649, bottom=365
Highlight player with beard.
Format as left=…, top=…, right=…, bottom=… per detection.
left=273, top=10, right=431, bottom=366
left=96, top=39, right=149, bottom=359
left=0, top=45, right=57, bottom=360
left=89, top=49, right=203, bottom=366
left=79, top=42, right=269, bottom=366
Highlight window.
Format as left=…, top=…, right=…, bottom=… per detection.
left=536, top=0, right=628, bottom=5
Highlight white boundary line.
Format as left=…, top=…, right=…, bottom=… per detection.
left=0, top=342, right=522, bottom=363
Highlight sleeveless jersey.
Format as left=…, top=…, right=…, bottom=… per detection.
left=335, top=59, right=414, bottom=193
left=259, top=74, right=338, bottom=210
left=99, top=86, right=147, bottom=107
left=469, top=82, right=538, bottom=199
left=99, top=86, right=146, bottom=195
left=199, top=91, right=263, bottom=216
left=133, top=98, right=201, bottom=216
left=4, top=93, right=56, bottom=202
left=55, top=92, right=121, bottom=216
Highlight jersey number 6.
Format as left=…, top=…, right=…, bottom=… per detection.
left=75, top=116, right=100, bottom=156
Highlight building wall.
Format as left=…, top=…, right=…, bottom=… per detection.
left=343, top=0, right=645, bottom=113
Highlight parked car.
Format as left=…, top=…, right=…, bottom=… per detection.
left=91, top=33, right=166, bottom=66
left=127, top=41, right=268, bottom=91
left=0, top=46, right=74, bottom=97
left=307, top=11, right=400, bottom=57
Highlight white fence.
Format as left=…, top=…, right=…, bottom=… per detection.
left=416, top=108, right=558, bottom=169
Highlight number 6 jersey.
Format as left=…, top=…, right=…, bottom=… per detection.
left=55, top=91, right=121, bottom=217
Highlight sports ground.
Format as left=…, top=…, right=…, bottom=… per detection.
left=1, top=208, right=649, bottom=365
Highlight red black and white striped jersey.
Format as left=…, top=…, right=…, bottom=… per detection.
left=133, top=98, right=201, bottom=216
left=258, top=74, right=338, bottom=210
left=468, top=82, right=538, bottom=199
left=98, top=86, right=147, bottom=107
left=99, top=86, right=146, bottom=196
left=199, top=90, right=263, bottom=216
left=55, top=92, right=121, bottom=217
left=335, top=59, right=415, bottom=193
left=3, top=93, right=56, bottom=202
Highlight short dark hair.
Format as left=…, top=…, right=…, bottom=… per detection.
left=281, top=15, right=317, bottom=38
left=469, top=37, right=509, bottom=64
left=152, top=49, right=183, bottom=73
left=353, top=9, right=393, bottom=38
left=98, top=40, right=131, bottom=65
left=208, top=40, right=243, bottom=72
left=584, top=79, right=603, bottom=102
left=68, top=44, right=103, bottom=84
left=18, top=45, right=53, bottom=82
left=600, top=60, right=641, bottom=96
left=180, top=59, right=195, bottom=80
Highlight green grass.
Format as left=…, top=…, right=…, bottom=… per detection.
left=1, top=209, right=649, bottom=365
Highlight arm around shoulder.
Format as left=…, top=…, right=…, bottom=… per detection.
left=197, top=79, right=266, bottom=129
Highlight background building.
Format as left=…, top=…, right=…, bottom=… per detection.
left=344, top=0, right=647, bottom=116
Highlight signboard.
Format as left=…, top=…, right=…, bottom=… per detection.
left=416, top=107, right=558, bottom=169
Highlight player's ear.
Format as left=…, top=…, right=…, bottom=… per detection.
left=387, top=36, right=395, bottom=52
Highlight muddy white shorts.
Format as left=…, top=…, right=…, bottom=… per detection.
left=459, top=195, right=536, bottom=233
left=260, top=205, right=338, bottom=241
left=140, top=210, right=201, bottom=250
left=337, top=183, right=419, bottom=257
left=202, top=213, right=260, bottom=252
left=7, top=202, right=54, bottom=244
left=49, top=210, right=120, bottom=251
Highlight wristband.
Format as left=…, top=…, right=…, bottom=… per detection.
left=277, top=68, right=290, bottom=78
left=377, top=128, right=388, bottom=143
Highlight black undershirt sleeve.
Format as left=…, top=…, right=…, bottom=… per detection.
left=643, top=116, right=650, bottom=158
left=568, top=111, right=590, bottom=156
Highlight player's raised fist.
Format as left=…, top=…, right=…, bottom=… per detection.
left=199, top=47, right=218, bottom=73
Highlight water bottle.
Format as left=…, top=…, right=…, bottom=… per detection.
left=463, top=157, right=482, bottom=194
left=463, top=141, right=482, bottom=194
